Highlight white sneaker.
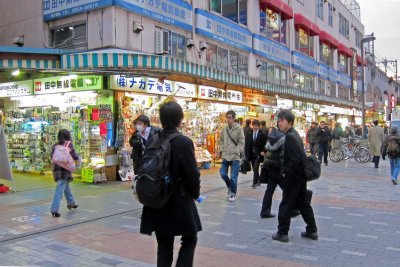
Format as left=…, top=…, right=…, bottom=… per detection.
left=228, top=195, right=236, bottom=202
left=227, top=189, right=231, bottom=199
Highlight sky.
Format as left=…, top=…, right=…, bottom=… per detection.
left=357, top=0, right=400, bottom=66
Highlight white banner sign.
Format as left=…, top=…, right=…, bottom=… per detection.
left=0, top=80, right=32, bottom=97
left=198, top=86, right=242, bottom=103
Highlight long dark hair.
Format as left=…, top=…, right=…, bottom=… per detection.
left=57, top=129, right=72, bottom=144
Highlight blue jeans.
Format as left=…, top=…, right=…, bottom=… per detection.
left=219, top=159, right=240, bottom=194
left=389, top=158, right=400, bottom=181
left=50, top=179, right=76, bottom=213
left=318, top=143, right=329, bottom=164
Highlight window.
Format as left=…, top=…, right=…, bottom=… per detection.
left=355, top=29, right=362, bottom=49
left=51, top=23, right=87, bottom=49
left=328, top=3, right=333, bottom=27
left=170, top=32, right=186, bottom=60
left=206, top=43, right=218, bottom=68
left=319, top=43, right=333, bottom=67
left=260, top=62, right=268, bottom=81
left=230, top=50, right=239, bottom=73
left=239, top=53, right=248, bottom=76
left=206, top=43, right=248, bottom=74
left=294, top=71, right=314, bottom=92
left=328, top=82, right=336, bottom=97
left=260, top=8, right=287, bottom=45
left=210, top=0, right=247, bottom=25
left=260, top=61, right=287, bottom=84
left=339, top=13, right=349, bottom=38
left=217, top=47, right=229, bottom=71
left=295, top=28, right=314, bottom=57
left=318, top=78, right=326, bottom=94
left=338, top=54, right=348, bottom=73
left=338, top=86, right=348, bottom=100
left=316, top=0, right=324, bottom=20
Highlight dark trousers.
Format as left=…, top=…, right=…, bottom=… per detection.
left=277, top=179, right=317, bottom=235
left=250, top=155, right=262, bottom=186
left=309, top=143, right=318, bottom=156
left=155, top=233, right=197, bottom=267
left=372, top=156, right=380, bottom=167
left=318, top=143, right=329, bottom=164
left=260, top=174, right=284, bottom=216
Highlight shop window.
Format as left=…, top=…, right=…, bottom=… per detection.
left=260, top=9, right=287, bottom=45
left=339, top=13, right=350, bottom=39
left=239, top=53, right=248, bottom=76
left=316, top=0, right=324, bottom=20
left=319, top=43, right=333, bottom=67
left=51, top=23, right=87, bottom=49
left=295, top=28, right=314, bottom=57
left=217, top=47, right=229, bottom=71
left=328, top=3, right=334, bottom=27
left=210, top=0, right=247, bottom=25
left=338, top=54, right=349, bottom=73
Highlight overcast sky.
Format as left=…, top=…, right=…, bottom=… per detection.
left=357, top=0, right=400, bottom=64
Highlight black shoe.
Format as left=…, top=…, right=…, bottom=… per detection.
left=67, top=204, right=79, bottom=210
left=51, top=212, right=61, bottom=218
left=260, top=213, right=275, bottom=218
left=392, top=179, right=398, bottom=185
left=256, top=182, right=261, bottom=187
left=291, top=210, right=301, bottom=217
left=272, top=232, right=289, bottom=243
left=374, top=166, right=379, bottom=168
left=251, top=184, right=256, bottom=189
left=324, top=162, right=328, bottom=166
left=301, top=231, right=318, bottom=240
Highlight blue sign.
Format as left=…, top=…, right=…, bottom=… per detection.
left=115, top=0, right=193, bottom=31
left=43, top=0, right=113, bottom=21
left=292, top=51, right=318, bottom=75
left=318, top=63, right=329, bottom=80
left=252, top=34, right=291, bottom=66
left=338, top=72, right=351, bottom=88
left=328, top=67, right=338, bottom=83
left=194, top=9, right=252, bottom=52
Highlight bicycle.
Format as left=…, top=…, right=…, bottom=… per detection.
left=329, top=137, right=370, bottom=163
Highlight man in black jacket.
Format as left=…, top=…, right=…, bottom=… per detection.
left=245, top=120, right=267, bottom=188
left=272, top=110, right=318, bottom=243
left=315, top=121, right=332, bottom=166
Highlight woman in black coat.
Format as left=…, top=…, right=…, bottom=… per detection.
left=140, top=101, right=201, bottom=267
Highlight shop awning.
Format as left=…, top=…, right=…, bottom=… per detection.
left=294, top=14, right=320, bottom=36
left=0, top=46, right=61, bottom=70
left=338, top=44, right=353, bottom=57
left=259, top=0, right=293, bottom=20
left=356, top=54, right=367, bottom=66
left=319, top=31, right=339, bottom=48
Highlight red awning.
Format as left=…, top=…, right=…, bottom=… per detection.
left=260, top=0, right=294, bottom=20
left=294, top=14, right=320, bottom=36
left=319, top=31, right=339, bottom=48
left=338, top=44, right=353, bottom=57
left=356, top=55, right=367, bottom=66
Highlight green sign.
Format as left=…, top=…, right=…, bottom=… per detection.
left=34, top=75, right=103, bottom=94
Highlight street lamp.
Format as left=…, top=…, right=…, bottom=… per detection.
left=361, top=33, right=376, bottom=139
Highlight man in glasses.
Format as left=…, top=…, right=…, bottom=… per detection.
left=219, top=110, right=245, bottom=202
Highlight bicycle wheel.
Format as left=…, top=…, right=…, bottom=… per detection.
left=330, top=147, right=344, bottom=162
left=354, top=147, right=370, bottom=163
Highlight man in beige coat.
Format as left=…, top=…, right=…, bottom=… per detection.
left=368, top=120, right=384, bottom=168
left=219, top=110, right=245, bottom=202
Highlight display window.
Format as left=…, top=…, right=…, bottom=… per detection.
left=319, top=43, right=334, bottom=67
left=260, top=8, right=287, bottom=45
left=295, top=28, right=314, bottom=57
left=338, top=54, right=349, bottom=73
left=294, top=71, right=315, bottom=92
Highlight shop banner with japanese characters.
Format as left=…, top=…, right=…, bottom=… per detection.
left=43, top=0, right=113, bottom=21
left=109, top=75, right=196, bottom=98
left=0, top=80, right=33, bottom=97
left=242, top=93, right=277, bottom=106
left=198, top=86, right=242, bottom=103
left=34, top=75, right=103, bottom=94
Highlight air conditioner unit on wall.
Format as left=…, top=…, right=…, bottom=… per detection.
left=155, top=29, right=169, bottom=55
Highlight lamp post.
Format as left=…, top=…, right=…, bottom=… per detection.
left=361, top=33, right=376, bottom=139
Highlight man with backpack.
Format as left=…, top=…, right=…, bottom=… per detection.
left=382, top=126, right=400, bottom=185
left=219, top=110, right=245, bottom=202
left=315, top=121, right=332, bottom=166
left=138, top=101, right=201, bottom=267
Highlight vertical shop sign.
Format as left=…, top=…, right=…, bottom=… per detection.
left=391, top=94, right=396, bottom=109
left=198, top=86, right=242, bottom=103
left=34, top=75, right=102, bottom=94
left=0, top=80, right=33, bottom=97
left=43, top=0, right=113, bottom=21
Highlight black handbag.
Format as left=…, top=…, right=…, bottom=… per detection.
left=240, top=159, right=252, bottom=174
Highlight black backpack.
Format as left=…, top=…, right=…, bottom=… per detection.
left=386, top=136, right=400, bottom=158
left=303, top=154, right=321, bottom=182
left=135, top=132, right=180, bottom=209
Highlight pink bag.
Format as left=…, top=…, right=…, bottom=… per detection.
left=51, top=141, right=76, bottom=172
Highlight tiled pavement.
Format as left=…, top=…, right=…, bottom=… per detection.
left=1, top=160, right=400, bottom=266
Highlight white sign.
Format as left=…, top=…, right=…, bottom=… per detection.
left=198, top=86, right=242, bottom=103
left=277, top=99, right=293, bottom=109
left=0, top=80, right=32, bottom=97
left=34, top=75, right=102, bottom=94
left=110, top=75, right=196, bottom=98
left=43, top=0, right=113, bottom=21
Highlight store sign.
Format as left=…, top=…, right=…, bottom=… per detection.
left=99, top=104, right=112, bottom=119
left=115, top=0, right=192, bottom=31
left=252, top=34, right=291, bottom=66
left=34, top=76, right=102, bottom=94
left=43, top=0, right=113, bottom=21
left=242, top=93, right=277, bottom=106
left=110, top=75, right=196, bottom=98
left=198, top=86, right=242, bottom=103
left=294, top=101, right=320, bottom=111
left=318, top=63, right=329, bottom=80
left=0, top=80, right=32, bottom=97
left=328, top=67, right=338, bottom=83
left=319, top=105, right=355, bottom=115
left=194, top=9, right=252, bottom=52
left=277, top=98, right=293, bottom=109
left=292, top=51, right=318, bottom=75
left=338, top=72, right=351, bottom=88
left=391, top=94, right=396, bottom=109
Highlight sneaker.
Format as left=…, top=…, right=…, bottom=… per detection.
left=301, top=231, right=318, bottom=240
left=228, top=194, right=236, bottom=202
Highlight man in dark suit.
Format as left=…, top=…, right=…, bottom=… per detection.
left=272, top=110, right=318, bottom=243
left=245, top=119, right=267, bottom=188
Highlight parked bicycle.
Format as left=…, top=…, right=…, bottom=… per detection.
left=329, top=137, right=370, bottom=163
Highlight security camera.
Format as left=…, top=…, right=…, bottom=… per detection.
left=199, top=41, right=208, bottom=51
left=186, top=38, right=195, bottom=48
left=13, top=35, right=24, bottom=47
left=256, top=59, right=262, bottom=68
left=133, top=22, right=144, bottom=33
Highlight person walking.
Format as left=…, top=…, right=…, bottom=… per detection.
left=382, top=126, right=400, bottom=185
left=315, top=121, right=332, bottom=166
left=50, top=129, right=80, bottom=218
left=260, top=120, right=269, bottom=136
left=272, top=110, right=318, bottom=243
left=306, top=122, right=318, bottom=156
left=219, top=110, right=245, bottom=202
left=140, top=101, right=201, bottom=267
left=242, top=119, right=252, bottom=136
left=245, top=120, right=267, bottom=188
left=368, top=120, right=384, bottom=168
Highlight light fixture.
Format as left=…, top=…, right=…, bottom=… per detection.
left=275, top=94, right=279, bottom=98
left=12, top=69, right=20, bottom=76
left=69, top=26, right=74, bottom=30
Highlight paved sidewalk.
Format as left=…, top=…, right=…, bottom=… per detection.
left=1, top=160, right=400, bottom=266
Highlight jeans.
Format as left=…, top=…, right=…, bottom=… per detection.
left=50, top=179, right=76, bottom=213
left=309, top=143, right=318, bottom=156
left=155, top=233, right=197, bottom=267
left=220, top=159, right=240, bottom=194
left=318, top=143, right=329, bottom=164
left=390, top=158, right=400, bottom=181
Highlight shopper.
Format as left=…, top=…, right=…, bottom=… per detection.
left=129, top=115, right=162, bottom=174
left=243, top=119, right=252, bottom=136
left=245, top=119, right=267, bottom=188
left=382, top=126, right=400, bottom=185
left=140, top=101, right=201, bottom=267
left=219, top=110, right=245, bottom=202
left=368, top=120, right=384, bottom=168
left=272, top=110, right=318, bottom=243
left=315, top=121, right=332, bottom=166
left=50, top=129, right=80, bottom=218
left=306, top=122, right=318, bottom=156
left=260, top=120, right=269, bottom=136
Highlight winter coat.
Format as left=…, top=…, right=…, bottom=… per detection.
left=368, top=126, right=384, bottom=156
left=283, top=127, right=306, bottom=182
left=262, top=129, right=285, bottom=181
left=332, top=126, right=344, bottom=140
left=315, top=126, right=332, bottom=144
left=382, top=133, right=400, bottom=159
left=219, top=123, right=245, bottom=161
left=306, top=127, right=318, bottom=144
left=140, top=128, right=202, bottom=236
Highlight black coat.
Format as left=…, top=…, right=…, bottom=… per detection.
left=140, top=128, right=202, bottom=236
left=262, top=130, right=285, bottom=181
left=283, top=127, right=306, bottom=182
left=315, top=126, right=332, bottom=144
left=244, top=130, right=267, bottom=160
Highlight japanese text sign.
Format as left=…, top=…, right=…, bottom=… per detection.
left=34, top=75, right=102, bottom=94
left=0, top=80, right=33, bottom=97
left=43, top=0, right=113, bottom=21
left=198, top=86, right=242, bottom=103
